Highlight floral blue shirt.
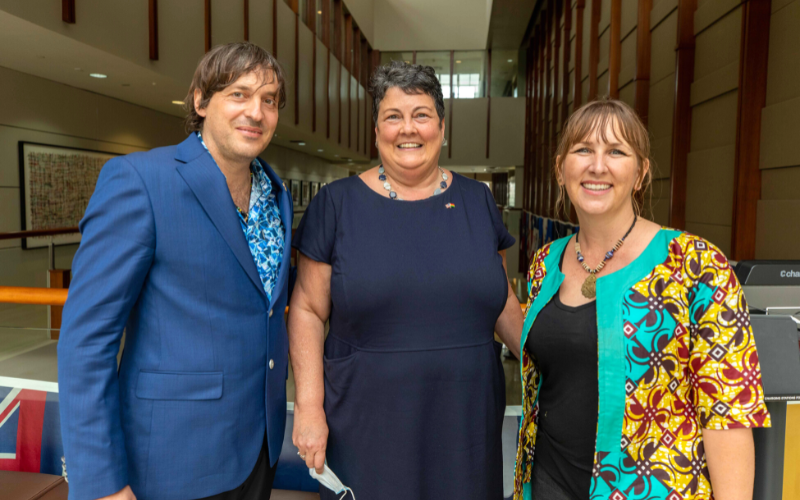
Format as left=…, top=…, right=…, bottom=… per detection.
left=198, top=133, right=285, bottom=302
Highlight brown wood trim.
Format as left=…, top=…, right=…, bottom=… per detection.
left=524, top=41, right=533, bottom=213
left=588, top=0, right=601, bottom=99
left=205, top=0, right=212, bottom=52
left=289, top=0, right=299, bottom=14
left=574, top=0, right=586, bottom=109
left=244, top=0, right=249, bottom=41
left=345, top=14, right=353, bottom=72
left=545, top=0, right=554, bottom=218
left=609, top=0, right=622, bottom=98
left=537, top=26, right=546, bottom=215
left=449, top=50, right=454, bottom=159
left=0, top=227, right=79, bottom=241
left=273, top=0, right=278, bottom=56
left=487, top=49, right=492, bottom=159
left=321, top=0, right=330, bottom=47
left=149, top=0, right=159, bottom=60
left=633, top=0, right=652, bottom=125
left=0, top=287, right=68, bottom=307
left=413, top=51, right=417, bottom=64
left=49, top=269, right=71, bottom=333
left=338, top=59, right=343, bottom=144
left=668, top=0, right=697, bottom=229
left=355, top=28, right=361, bottom=153
left=312, top=23, right=317, bottom=132
left=327, top=49, right=331, bottom=138
left=562, top=0, right=572, bottom=123
left=731, top=0, right=771, bottom=260
left=306, top=0, right=315, bottom=29
left=62, top=0, right=75, bottom=23
left=371, top=49, right=381, bottom=158
left=295, top=13, right=300, bottom=126
left=333, top=0, right=343, bottom=60
left=551, top=0, right=563, bottom=218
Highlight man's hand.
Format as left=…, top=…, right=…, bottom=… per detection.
left=97, top=486, right=136, bottom=500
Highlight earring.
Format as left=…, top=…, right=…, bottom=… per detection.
left=375, top=140, right=378, bottom=147
left=442, top=138, right=448, bottom=147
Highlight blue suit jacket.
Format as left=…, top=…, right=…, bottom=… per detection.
left=58, top=134, right=293, bottom=500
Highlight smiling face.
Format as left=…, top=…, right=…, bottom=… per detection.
left=195, top=69, right=280, bottom=164
left=375, top=87, right=445, bottom=174
left=559, top=119, right=648, bottom=219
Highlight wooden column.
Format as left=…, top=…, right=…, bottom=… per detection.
left=327, top=50, right=331, bottom=138
left=354, top=28, right=361, bottom=153
left=62, top=0, right=75, bottom=23
left=345, top=15, right=353, bottom=148
left=588, top=0, right=601, bottom=99
left=321, top=0, right=330, bottom=47
left=487, top=49, right=492, bottom=159
left=273, top=0, right=279, bottom=56
left=574, top=0, right=586, bottom=109
left=562, top=0, right=572, bottom=124
left=545, top=0, right=555, bottom=218
left=371, top=49, right=381, bottom=158
left=205, top=0, right=212, bottom=52
left=333, top=0, right=343, bottom=60
left=609, top=0, right=622, bottom=97
left=633, top=0, right=653, bottom=124
left=668, top=0, right=697, bottom=229
left=149, top=0, right=158, bottom=60
left=244, top=0, right=249, bottom=40
left=310, top=0, right=317, bottom=132
left=551, top=0, right=563, bottom=217
left=295, top=13, right=300, bottom=125
left=49, top=270, right=70, bottom=339
left=449, top=50, right=454, bottom=159
left=730, top=0, right=772, bottom=260
left=537, top=27, right=547, bottom=215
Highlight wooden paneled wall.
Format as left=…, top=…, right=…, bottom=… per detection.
left=521, top=0, right=775, bottom=260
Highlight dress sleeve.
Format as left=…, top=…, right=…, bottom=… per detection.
left=482, top=183, right=515, bottom=251
left=292, top=184, right=336, bottom=264
left=686, top=240, right=771, bottom=430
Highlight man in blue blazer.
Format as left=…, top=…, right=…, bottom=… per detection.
left=58, top=43, right=293, bottom=500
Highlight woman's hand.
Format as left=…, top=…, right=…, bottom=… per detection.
left=293, top=403, right=329, bottom=473
left=288, top=253, right=333, bottom=475
left=494, top=250, right=523, bottom=359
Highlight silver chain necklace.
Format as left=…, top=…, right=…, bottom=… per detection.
left=379, top=165, right=448, bottom=200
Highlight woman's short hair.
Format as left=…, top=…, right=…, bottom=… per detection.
left=554, top=98, right=652, bottom=217
left=369, top=61, right=446, bottom=125
left=183, top=42, right=286, bottom=134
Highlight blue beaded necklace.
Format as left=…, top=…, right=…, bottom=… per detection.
left=574, top=215, right=637, bottom=299
left=379, top=165, right=448, bottom=200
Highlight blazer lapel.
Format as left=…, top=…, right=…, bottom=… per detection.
left=257, top=158, right=293, bottom=309
left=175, top=135, right=265, bottom=297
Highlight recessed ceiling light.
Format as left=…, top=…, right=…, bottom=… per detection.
left=318, top=10, right=322, bottom=14
left=456, top=60, right=462, bottom=64
left=172, top=101, right=184, bottom=105
left=317, top=149, right=324, bottom=152
left=298, top=142, right=306, bottom=146
left=334, top=154, right=339, bottom=157
left=89, top=73, right=107, bottom=79
left=508, top=59, right=513, bottom=63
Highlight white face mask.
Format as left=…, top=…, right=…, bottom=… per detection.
left=309, top=463, right=355, bottom=500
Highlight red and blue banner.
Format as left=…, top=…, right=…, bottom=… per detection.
left=0, top=386, right=64, bottom=476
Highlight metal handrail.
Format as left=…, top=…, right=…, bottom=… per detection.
left=0, top=286, right=68, bottom=306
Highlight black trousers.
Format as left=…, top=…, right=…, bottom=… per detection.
left=198, top=434, right=277, bottom=500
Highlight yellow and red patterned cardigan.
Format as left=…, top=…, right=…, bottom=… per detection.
left=514, top=229, right=770, bottom=500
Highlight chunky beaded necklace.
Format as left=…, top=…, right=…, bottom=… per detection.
left=575, top=216, right=637, bottom=299
left=379, top=165, right=448, bottom=200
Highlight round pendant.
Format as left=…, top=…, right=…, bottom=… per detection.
left=383, top=182, right=391, bottom=190
left=581, top=274, right=597, bottom=299
left=434, top=188, right=442, bottom=195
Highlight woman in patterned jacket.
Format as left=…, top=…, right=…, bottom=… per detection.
left=514, top=99, right=770, bottom=500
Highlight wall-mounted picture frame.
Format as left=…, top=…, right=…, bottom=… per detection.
left=310, top=181, right=320, bottom=199
left=301, top=181, right=310, bottom=205
left=290, top=179, right=300, bottom=204
left=18, top=142, right=120, bottom=249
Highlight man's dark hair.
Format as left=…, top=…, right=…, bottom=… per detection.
left=369, top=60, right=445, bottom=125
left=183, top=42, right=286, bottom=133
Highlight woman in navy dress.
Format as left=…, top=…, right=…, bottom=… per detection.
left=288, top=61, right=523, bottom=499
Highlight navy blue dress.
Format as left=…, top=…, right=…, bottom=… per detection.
left=292, top=173, right=514, bottom=500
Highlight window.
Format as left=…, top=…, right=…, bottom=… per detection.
left=453, top=51, right=486, bottom=98
left=490, top=50, right=519, bottom=97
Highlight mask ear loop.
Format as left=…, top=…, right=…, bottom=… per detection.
left=338, top=487, right=355, bottom=500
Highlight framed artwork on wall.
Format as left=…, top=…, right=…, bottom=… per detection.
left=301, top=181, right=310, bottom=205
left=290, top=179, right=300, bottom=204
left=310, top=182, right=320, bottom=199
left=18, top=142, right=120, bottom=249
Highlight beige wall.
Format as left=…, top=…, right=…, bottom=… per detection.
left=0, top=64, right=347, bottom=293
left=756, top=0, right=800, bottom=258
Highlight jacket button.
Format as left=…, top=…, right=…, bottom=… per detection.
left=269, top=309, right=274, bottom=318
left=269, top=359, right=275, bottom=369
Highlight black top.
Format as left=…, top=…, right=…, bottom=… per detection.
left=524, top=247, right=598, bottom=500
left=292, top=173, right=514, bottom=500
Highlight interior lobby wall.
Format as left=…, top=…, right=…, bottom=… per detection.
left=0, top=64, right=347, bottom=290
